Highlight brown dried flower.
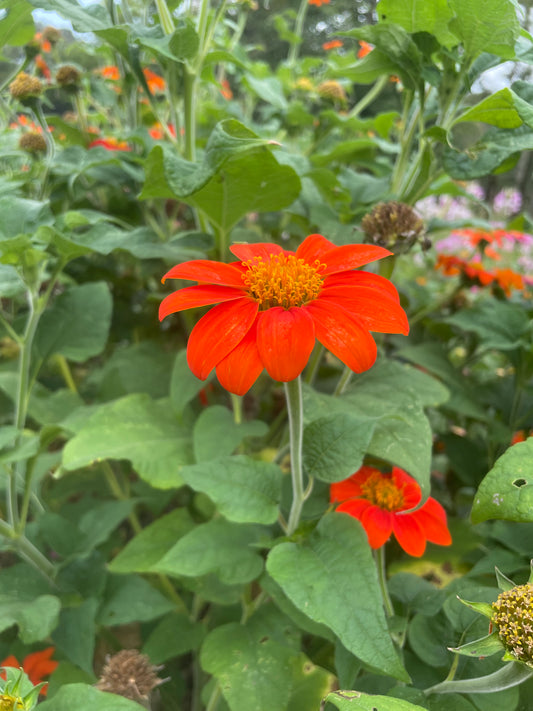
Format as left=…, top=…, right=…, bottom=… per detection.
left=19, top=131, right=47, bottom=153
left=95, top=650, right=164, bottom=705
left=317, top=80, right=347, bottom=103
left=361, top=201, right=427, bottom=254
left=9, top=73, right=43, bottom=101
left=56, top=65, right=81, bottom=90
left=42, top=26, right=61, bottom=45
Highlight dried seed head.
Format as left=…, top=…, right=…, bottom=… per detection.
left=19, top=131, right=47, bottom=153
left=362, top=201, right=427, bottom=254
left=42, top=26, right=61, bottom=45
left=317, top=80, right=347, bottom=102
left=95, top=650, right=163, bottom=703
left=9, top=73, right=43, bottom=101
left=56, top=65, right=81, bottom=90
left=492, top=584, right=533, bottom=666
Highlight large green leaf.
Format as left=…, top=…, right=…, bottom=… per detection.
left=0, top=197, right=53, bottom=240
left=0, top=0, right=34, bottom=49
left=34, top=282, right=112, bottom=364
left=376, top=0, right=456, bottom=48
left=444, top=299, right=531, bottom=352
left=52, top=599, right=98, bottom=674
left=448, top=0, right=520, bottom=60
left=98, top=574, right=175, bottom=626
left=61, top=394, right=193, bottom=489
left=143, top=612, right=205, bottom=664
left=153, top=519, right=266, bottom=585
left=27, top=0, right=111, bottom=31
left=193, top=406, right=267, bottom=462
left=472, top=439, right=533, bottom=524
left=325, top=691, right=427, bottom=711
left=170, top=349, right=215, bottom=414
left=266, top=514, right=408, bottom=681
left=108, top=509, right=195, bottom=573
left=38, top=684, right=143, bottom=711
left=0, top=594, right=60, bottom=644
left=303, top=413, right=375, bottom=483
left=180, top=455, right=281, bottom=524
left=455, top=88, right=533, bottom=129
left=0, top=264, right=25, bottom=297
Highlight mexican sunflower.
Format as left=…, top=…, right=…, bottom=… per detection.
left=1, top=647, right=58, bottom=695
left=330, top=466, right=452, bottom=557
left=159, top=234, right=409, bottom=395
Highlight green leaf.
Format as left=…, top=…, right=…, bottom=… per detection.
left=244, top=75, right=288, bottom=110
left=38, top=684, right=143, bottom=711
left=376, top=0, right=456, bottom=48
left=336, top=50, right=399, bottom=85
left=451, top=631, right=503, bottom=658
left=454, top=89, right=533, bottom=129
left=96, top=342, right=174, bottom=400
left=34, top=282, right=112, bottom=364
left=168, top=19, right=199, bottom=59
left=448, top=0, right=520, bottom=60
left=108, top=509, right=195, bottom=573
left=170, top=349, right=214, bottom=414
left=0, top=0, right=35, bottom=49
left=445, top=299, right=530, bottom=352
left=0, top=197, right=53, bottom=240
left=27, top=0, right=111, bottom=31
left=61, top=394, right=193, bottom=489
left=153, top=519, right=266, bottom=585
left=325, top=691, right=427, bottom=710
left=0, top=594, right=60, bottom=643
left=266, top=514, right=408, bottom=681
left=98, top=574, right=174, bottom=626
left=52, top=599, right=98, bottom=674
left=143, top=612, right=205, bottom=664
left=180, top=455, right=281, bottom=524
left=472, top=439, right=533, bottom=524
left=302, top=413, right=375, bottom=483
left=426, top=662, right=533, bottom=695
left=0, top=264, right=25, bottom=297
left=193, top=406, right=267, bottom=462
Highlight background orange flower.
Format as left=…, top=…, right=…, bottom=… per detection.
left=1, top=647, right=58, bottom=695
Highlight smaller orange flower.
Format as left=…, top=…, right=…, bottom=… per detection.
left=220, top=79, right=233, bottom=100
left=493, top=268, right=524, bottom=296
left=331, top=466, right=452, bottom=557
left=33, top=32, right=51, bottom=53
left=143, top=68, right=166, bottom=94
left=357, top=40, right=373, bottom=58
left=148, top=122, right=177, bottom=140
left=323, top=39, right=343, bottom=51
left=308, top=0, right=330, bottom=6
left=88, top=137, right=131, bottom=151
left=1, top=647, right=58, bottom=696
left=35, top=55, right=51, bottom=80
left=99, top=65, right=120, bottom=80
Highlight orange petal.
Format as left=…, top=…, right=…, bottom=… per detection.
left=159, top=285, right=245, bottom=320
left=296, top=233, right=336, bottom=263
left=256, top=306, right=315, bottom=382
left=161, top=260, right=245, bottom=287
left=230, top=242, right=285, bottom=262
left=23, top=647, right=58, bottom=684
left=361, top=506, right=393, bottom=548
left=319, top=288, right=409, bottom=335
left=323, top=271, right=400, bottom=300
left=392, top=513, right=426, bottom=556
left=413, top=498, right=452, bottom=546
left=321, top=244, right=392, bottom=275
left=305, top=299, right=377, bottom=373
left=0, top=655, right=20, bottom=669
left=187, top=299, right=258, bottom=380
left=216, top=322, right=264, bottom=395
left=330, top=466, right=377, bottom=502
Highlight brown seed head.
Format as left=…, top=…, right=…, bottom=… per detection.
left=361, top=201, right=427, bottom=254
left=9, top=73, right=43, bottom=100
left=56, top=65, right=81, bottom=88
left=95, top=649, right=163, bottom=702
left=19, top=131, right=47, bottom=153
left=42, top=26, right=61, bottom=45
left=492, top=584, right=533, bottom=666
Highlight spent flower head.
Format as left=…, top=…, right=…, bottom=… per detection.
left=56, top=65, right=81, bottom=91
left=9, top=73, right=43, bottom=102
left=362, top=202, right=427, bottom=254
left=96, top=650, right=164, bottom=703
left=19, top=132, right=47, bottom=153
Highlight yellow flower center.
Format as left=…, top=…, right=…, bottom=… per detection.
left=360, top=472, right=405, bottom=511
left=241, top=254, right=324, bottom=310
left=0, top=694, right=24, bottom=710
left=492, top=584, right=533, bottom=665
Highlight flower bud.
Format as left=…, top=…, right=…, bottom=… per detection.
left=317, top=80, right=347, bottom=103
left=9, top=73, right=43, bottom=106
left=56, top=65, right=81, bottom=92
left=492, top=584, right=533, bottom=666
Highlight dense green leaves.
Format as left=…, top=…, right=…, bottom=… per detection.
left=447, top=0, right=520, bottom=59
left=267, top=514, right=408, bottom=681
left=377, top=0, right=456, bottom=48
left=325, top=691, right=427, bottom=711
left=38, top=684, right=143, bottom=711
left=192, top=405, right=267, bottom=462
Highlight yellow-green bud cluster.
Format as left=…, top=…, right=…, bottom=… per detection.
left=9, top=73, right=43, bottom=100
left=492, top=584, right=533, bottom=666
left=317, top=80, right=347, bottom=102
left=362, top=201, right=427, bottom=254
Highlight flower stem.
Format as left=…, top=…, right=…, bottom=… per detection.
left=231, top=393, right=242, bottom=425
left=284, top=377, right=305, bottom=535
left=375, top=546, right=394, bottom=618
left=349, top=75, right=389, bottom=119
left=287, top=0, right=308, bottom=67
left=14, top=534, right=56, bottom=584
left=205, top=683, right=222, bottom=711
left=54, top=354, right=78, bottom=394
left=333, top=365, right=353, bottom=397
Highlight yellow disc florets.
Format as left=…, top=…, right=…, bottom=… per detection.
left=0, top=694, right=24, bottom=710
left=242, top=253, right=324, bottom=310
left=492, top=584, right=533, bottom=665
left=9, top=73, right=43, bottom=100
left=361, top=472, right=405, bottom=511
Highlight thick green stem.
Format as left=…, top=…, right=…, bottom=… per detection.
left=14, top=535, right=56, bottom=583
left=155, top=0, right=175, bottom=34
left=231, top=394, right=243, bottom=425
left=205, top=684, right=222, bottom=711
left=287, top=0, right=308, bottom=67
left=375, top=547, right=394, bottom=618
left=183, top=68, right=197, bottom=162
left=333, top=365, right=353, bottom=397
left=284, top=377, right=305, bottom=535
left=349, top=75, right=389, bottom=119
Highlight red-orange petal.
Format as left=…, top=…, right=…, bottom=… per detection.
left=319, top=288, right=409, bottom=334
left=392, top=467, right=421, bottom=509
left=216, top=322, right=264, bottom=395
left=23, top=647, right=58, bottom=684
left=321, top=244, right=393, bottom=275
left=296, top=233, right=336, bottom=263
left=159, top=285, right=245, bottom=320
left=336, top=497, right=373, bottom=519
left=161, top=260, right=244, bottom=287
left=230, top=242, right=285, bottom=262
left=413, top=498, right=452, bottom=546
left=187, top=299, right=258, bottom=380
left=361, top=506, right=393, bottom=548
left=323, top=271, right=400, bottom=300
left=392, top=513, right=426, bottom=556
left=330, top=466, right=376, bottom=502
left=0, top=655, right=20, bottom=669
left=256, top=306, right=315, bottom=382
left=305, top=299, right=377, bottom=373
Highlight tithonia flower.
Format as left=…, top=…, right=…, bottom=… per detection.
left=159, top=234, right=409, bottom=395
left=1, top=647, right=58, bottom=696
left=220, top=79, right=233, bottom=100
left=323, top=40, right=343, bottom=51
left=143, top=68, right=166, bottom=94
left=357, top=40, right=373, bottom=58
left=88, top=137, right=131, bottom=151
left=330, top=465, right=452, bottom=556
left=308, top=0, right=330, bottom=6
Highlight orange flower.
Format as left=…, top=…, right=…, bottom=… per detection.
left=143, top=68, right=166, bottom=94
left=220, top=79, right=233, bottom=100
left=35, top=55, right=51, bottom=80
left=323, top=39, right=343, bottom=50
left=1, top=647, right=58, bottom=696
left=33, top=32, right=51, bottom=53
left=148, top=122, right=177, bottom=140
left=308, top=0, right=330, bottom=6
left=331, top=466, right=452, bottom=556
left=88, top=137, right=131, bottom=151
left=99, top=65, right=120, bottom=80
left=159, top=234, right=409, bottom=395
left=493, top=268, right=524, bottom=295
left=357, top=40, right=373, bottom=58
